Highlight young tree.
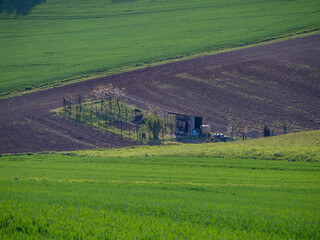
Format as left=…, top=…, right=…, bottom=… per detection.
left=63, top=96, right=72, bottom=117
left=91, top=85, right=109, bottom=112
left=144, top=108, right=164, bottom=140
left=227, top=119, right=241, bottom=138
left=106, top=84, right=115, bottom=113
left=114, top=87, right=125, bottom=116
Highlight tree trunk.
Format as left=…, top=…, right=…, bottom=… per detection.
left=100, top=99, right=104, bottom=112
left=117, top=99, right=121, bottom=115
left=109, top=97, right=112, bottom=113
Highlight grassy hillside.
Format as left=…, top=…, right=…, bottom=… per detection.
left=0, top=0, right=319, bottom=97
left=75, top=130, right=320, bottom=162
left=0, top=132, right=319, bottom=238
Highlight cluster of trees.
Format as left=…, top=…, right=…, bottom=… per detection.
left=62, top=84, right=172, bottom=142
left=90, top=84, right=125, bottom=115
left=62, top=84, right=126, bottom=125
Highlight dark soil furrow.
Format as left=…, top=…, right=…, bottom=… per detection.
left=0, top=34, right=319, bottom=154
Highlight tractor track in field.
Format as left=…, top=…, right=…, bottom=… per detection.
left=0, top=34, right=319, bottom=154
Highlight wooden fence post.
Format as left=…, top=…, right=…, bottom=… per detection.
left=136, top=124, right=139, bottom=141
left=121, top=120, right=123, bottom=138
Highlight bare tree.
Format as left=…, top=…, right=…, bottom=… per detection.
left=63, top=96, right=72, bottom=116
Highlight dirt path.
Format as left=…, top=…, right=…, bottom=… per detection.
left=1, top=34, right=319, bottom=154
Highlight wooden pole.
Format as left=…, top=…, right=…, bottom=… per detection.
left=129, top=122, right=131, bottom=139
left=121, top=120, right=123, bottom=139
left=136, top=124, right=139, bottom=141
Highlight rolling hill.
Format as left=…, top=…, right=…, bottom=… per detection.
left=0, top=34, right=319, bottom=154
left=1, top=0, right=319, bottom=97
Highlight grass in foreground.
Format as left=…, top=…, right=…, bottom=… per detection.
left=0, top=155, right=319, bottom=239
left=0, top=131, right=319, bottom=239
left=1, top=0, right=319, bottom=97
left=75, top=130, right=320, bottom=162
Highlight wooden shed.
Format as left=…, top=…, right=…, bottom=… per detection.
left=168, top=112, right=203, bottom=136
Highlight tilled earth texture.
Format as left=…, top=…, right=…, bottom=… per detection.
left=1, top=34, right=319, bottom=154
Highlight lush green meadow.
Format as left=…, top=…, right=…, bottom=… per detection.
left=76, top=130, right=320, bottom=162
left=1, top=131, right=320, bottom=239
left=1, top=0, right=320, bottom=97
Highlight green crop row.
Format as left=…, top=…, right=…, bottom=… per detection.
left=0, top=152, right=319, bottom=239
left=1, top=0, right=320, bottom=97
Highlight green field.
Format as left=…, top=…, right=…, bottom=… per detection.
left=1, top=131, right=319, bottom=239
left=1, top=0, right=319, bottom=97
left=76, top=130, right=320, bottom=162
left=1, top=1, right=320, bottom=237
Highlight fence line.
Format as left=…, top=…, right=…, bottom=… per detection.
left=61, top=96, right=276, bottom=145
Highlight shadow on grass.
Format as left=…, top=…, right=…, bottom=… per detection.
left=0, top=0, right=46, bottom=16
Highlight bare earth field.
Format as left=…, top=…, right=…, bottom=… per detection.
left=0, top=34, right=319, bottom=154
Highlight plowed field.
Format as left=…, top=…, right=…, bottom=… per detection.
left=1, top=34, right=319, bottom=154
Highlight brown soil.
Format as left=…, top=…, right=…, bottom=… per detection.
left=1, top=34, right=319, bottom=154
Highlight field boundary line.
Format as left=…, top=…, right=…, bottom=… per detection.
left=1, top=28, right=319, bottom=100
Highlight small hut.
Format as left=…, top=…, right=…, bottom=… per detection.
left=168, top=112, right=206, bottom=137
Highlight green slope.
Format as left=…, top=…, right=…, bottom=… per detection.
left=0, top=130, right=319, bottom=238
left=0, top=0, right=319, bottom=97
left=75, top=130, right=320, bottom=162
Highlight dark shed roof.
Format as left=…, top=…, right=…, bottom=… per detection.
left=168, top=112, right=203, bottom=118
